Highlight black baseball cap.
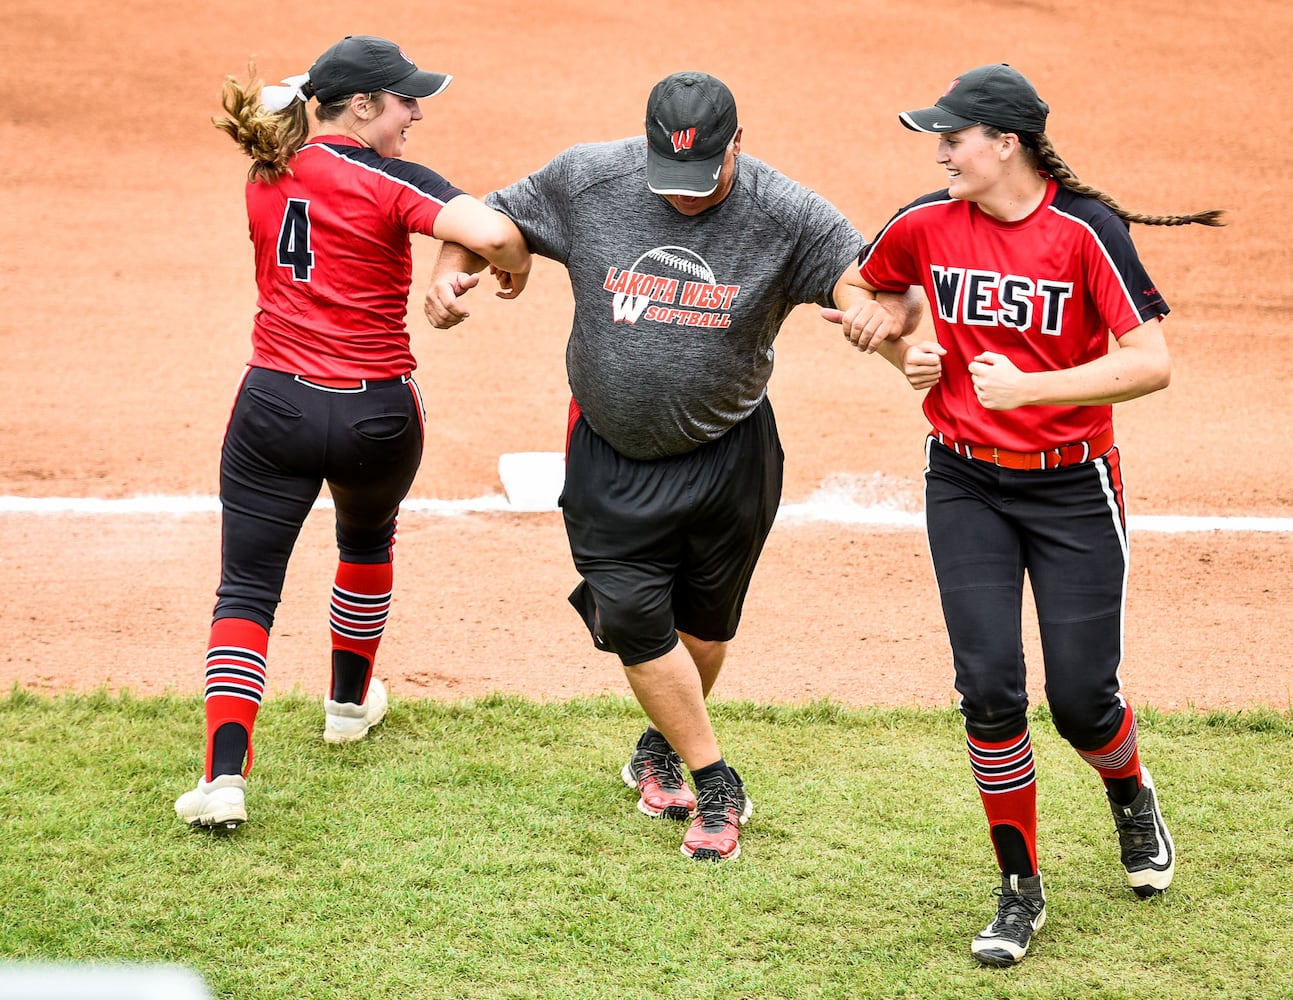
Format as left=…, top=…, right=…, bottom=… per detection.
left=899, top=64, right=1049, bottom=135
left=645, top=71, right=739, bottom=196
left=309, top=36, right=451, bottom=104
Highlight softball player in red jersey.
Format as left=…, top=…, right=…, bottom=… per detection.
left=175, top=36, right=531, bottom=831
left=828, top=64, right=1223, bottom=966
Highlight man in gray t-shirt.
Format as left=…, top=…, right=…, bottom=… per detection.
left=427, top=71, right=910, bottom=862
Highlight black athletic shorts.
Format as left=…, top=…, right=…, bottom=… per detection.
left=561, top=395, right=783, bottom=666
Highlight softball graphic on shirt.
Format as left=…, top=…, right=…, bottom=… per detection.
left=603, top=245, right=741, bottom=328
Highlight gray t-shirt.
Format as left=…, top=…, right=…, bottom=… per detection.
left=488, top=137, right=863, bottom=460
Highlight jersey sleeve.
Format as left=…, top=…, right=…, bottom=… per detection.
left=858, top=198, right=929, bottom=293
left=1082, top=212, right=1170, bottom=337
left=487, top=148, right=577, bottom=264
left=377, top=158, right=466, bottom=237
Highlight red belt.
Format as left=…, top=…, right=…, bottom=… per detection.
left=933, top=428, right=1115, bottom=471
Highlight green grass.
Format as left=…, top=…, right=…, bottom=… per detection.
left=2, top=691, right=1291, bottom=999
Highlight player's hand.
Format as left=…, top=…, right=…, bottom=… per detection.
left=901, top=340, right=946, bottom=390
left=424, top=272, right=480, bottom=329
left=821, top=300, right=903, bottom=353
left=968, top=351, right=1030, bottom=410
left=489, top=263, right=530, bottom=301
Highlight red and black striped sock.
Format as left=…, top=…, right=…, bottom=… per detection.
left=202, top=617, right=268, bottom=779
left=967, top=727, right=1039, bottom=876
left=1078, top=697, right=1142, bottom=806
left=329, top=561, right=392, bottom=704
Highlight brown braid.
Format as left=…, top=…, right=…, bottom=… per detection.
left=985, top=127, right=1225, bottom=228
left=211, top=67, right=312, bottom=183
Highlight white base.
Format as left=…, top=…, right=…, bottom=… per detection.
left=497, top=452, right=565, bottom=512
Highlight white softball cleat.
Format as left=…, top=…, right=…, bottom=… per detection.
left=175, top=773, right=248, bottom=830
left=323, top=676, right=389, bottom=743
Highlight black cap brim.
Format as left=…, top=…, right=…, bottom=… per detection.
left=646, top=145, right=726, bottom=196
left=386, top=69, right=453, bottom=99
left=898, top=106, right=979, bottom=133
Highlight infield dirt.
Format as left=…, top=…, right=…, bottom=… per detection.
left=1, top=0, right=1288, bottom=711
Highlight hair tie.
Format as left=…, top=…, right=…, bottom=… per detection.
left=260, top=73, right=312, bottom=113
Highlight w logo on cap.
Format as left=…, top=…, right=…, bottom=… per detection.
left=670, top=128, right=696, bottom=152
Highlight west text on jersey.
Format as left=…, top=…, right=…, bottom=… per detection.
left=930, top=265, right=1075, bottom=336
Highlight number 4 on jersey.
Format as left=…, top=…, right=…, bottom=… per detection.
left=277, top=199, right=315, bottom=281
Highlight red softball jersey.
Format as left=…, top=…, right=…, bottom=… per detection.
left=859, top=178, right=1169, bottom=453
left=244, top=135, right=464, bottom=379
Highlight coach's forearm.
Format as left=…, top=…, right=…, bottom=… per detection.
left=432, top=241, right=489, bottom=281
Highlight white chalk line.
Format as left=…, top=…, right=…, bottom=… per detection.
left=1, top=493, right=1290, bottom=533
left=3, top=457, right=1289, bottom=532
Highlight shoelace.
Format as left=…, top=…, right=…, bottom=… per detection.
left=693, top=782, right=742, bottom=833
left=1113, top=801, right=1159, bottom=860
left=991, top=889, right=1045, bottom=931
left=637, top=746, right=687, bottom=790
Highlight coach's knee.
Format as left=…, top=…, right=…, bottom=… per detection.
left=597, top=599, right=678, bottom=666
left=569, top=580, right=677, bottom=665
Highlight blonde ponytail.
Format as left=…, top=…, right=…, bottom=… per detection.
left=212, top=68, right=312, bottom=183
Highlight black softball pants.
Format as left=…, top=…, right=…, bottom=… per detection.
left=923, top=437, right=1131, bottom=750
left=213, top=368, right=425, bottom=632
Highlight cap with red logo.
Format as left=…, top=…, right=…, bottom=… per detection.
left=645, top=71, right=739, bottom=197
left=899, top=64, right=1049, bottom=135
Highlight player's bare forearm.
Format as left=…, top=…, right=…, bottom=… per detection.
left=432, top=195, right=531, bottom=278
left=969, top=322, right=1170, bottom=409
left=874, top=336, right=908, bottom=371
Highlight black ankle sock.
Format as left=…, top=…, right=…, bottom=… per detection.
left=211, top=722, right=248, bottom=778
left=1105, top=775, right=1141, bottom=807
left=638, top=726, right=670, bottom=750
left=690, top=759, right=733, bottom=787
left=991, top=825, right=1036, bottom=877
left=331, top=649, right=370, bottom=705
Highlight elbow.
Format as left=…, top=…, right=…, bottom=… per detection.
left=496, top=234, right=531, bottom=273
left=453, top=207, right=527, bottom=270
left=1152, top=356, right=1172, bottom=392
left=476, top=227, right=518, bottom=266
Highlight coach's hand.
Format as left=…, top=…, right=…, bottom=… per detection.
left=424, top=272, right=479, bottom=329
left=490, top=263, right=530, bottom=300
left=821, top=299, right=903, bottom=353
